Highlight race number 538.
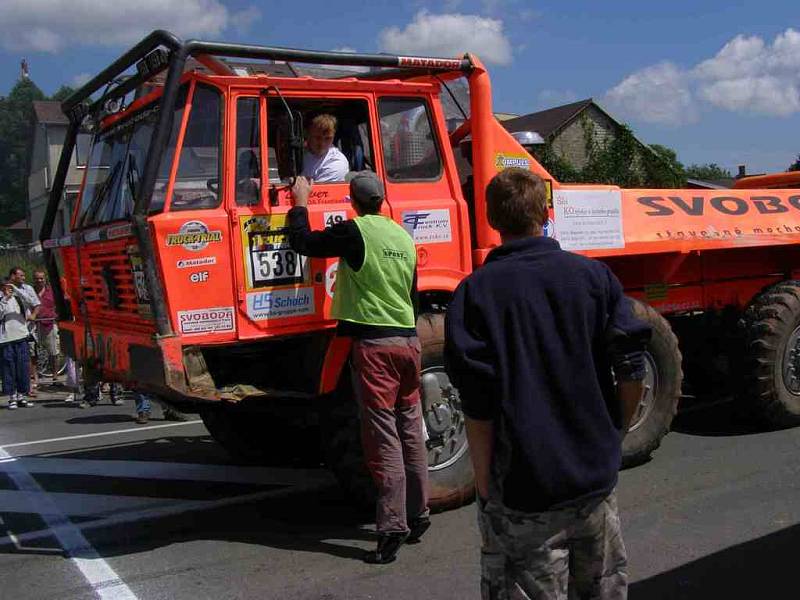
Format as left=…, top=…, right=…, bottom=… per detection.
left=253, top=248, right=303, bottom=285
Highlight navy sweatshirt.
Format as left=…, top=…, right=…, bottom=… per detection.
left=444, top=236, right=651, bottom=512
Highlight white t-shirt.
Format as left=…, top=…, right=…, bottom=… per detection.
left=0, top=293, right=32, bottom=344
left=301, top=146, right=350, bottom=183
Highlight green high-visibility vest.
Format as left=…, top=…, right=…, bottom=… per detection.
left=331, top=214, right=416, bottom=328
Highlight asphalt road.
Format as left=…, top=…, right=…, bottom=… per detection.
left=2, top=385, right=800, bottom=600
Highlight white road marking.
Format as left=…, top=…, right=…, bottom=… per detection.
left=0, top=446, right=139, bottom=600
left=1, top=420, right=203, bottom=449
left=0, top=516, right=60, bottom=553
left=0, top=457, right=323, bottom=486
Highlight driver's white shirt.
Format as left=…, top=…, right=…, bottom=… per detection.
left=301, top=146, right=349, bottom=183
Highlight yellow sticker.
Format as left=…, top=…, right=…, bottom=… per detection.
left=240, top=214, right=306, bottom=290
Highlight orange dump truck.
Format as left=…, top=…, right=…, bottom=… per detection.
left=41, top=30, right=800, bottom=509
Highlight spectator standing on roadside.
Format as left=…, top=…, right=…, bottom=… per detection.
left=8, top=267, right=40, bottom=397
left=288, top=171, right=430, bottom=564
left=32, top=270, right=59, bottom=387
left=1, top=277, right=37, bottom=409
left=444, top=168, right=651, bottom=600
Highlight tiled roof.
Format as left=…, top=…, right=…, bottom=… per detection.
left=501, top=99, right=594, bottom=139
left=32, top=101, right=68, bottom=125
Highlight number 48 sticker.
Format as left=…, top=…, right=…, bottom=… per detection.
left=324, top=211, right=347, bottom=228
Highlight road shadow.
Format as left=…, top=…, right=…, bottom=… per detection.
left=631, top=523, right=800, bottom=599
left=671, top=397, right=763, bottom=437
left=65, top=414, right=138, bottom=425
left=0, top=434, right=375, bottom=562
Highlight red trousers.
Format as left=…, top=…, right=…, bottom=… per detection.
left=351, top=336, right=430, bottom=534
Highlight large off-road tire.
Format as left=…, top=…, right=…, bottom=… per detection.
left=200, top=404, right=320, bottom=466
left=321, top=313, right=475, bottom=512
left=738, top=280, right=800, bottom=428
left=622, top=300, right=683, bottom=468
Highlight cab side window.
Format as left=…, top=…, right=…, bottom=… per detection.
left=171, top=84, right=222, bottom=211
left=378, top=98, right=442, bottom=182
left=235, top=97, right=261, bottom=206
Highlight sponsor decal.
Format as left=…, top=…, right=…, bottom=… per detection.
left=177, top=256, right=217, bottom=269
left=240, top=215, right=306, bottom=289
left=543, top=218, right=556, bottom=239
left=553, top=189, right=624, bottom=251
left=398, top=56, right=463, bottom=70
left=247, top=287, right=315, bottom=321
left=106, top=223, right=132, bottom=240
left=190, top=271, right=209, bottom=283
left=177, top=306, right=235, bottom=335
left=494, top=153, right=530, bottom=171
left=127, top=245, right=151, bottom=317
left=166, top=221, right=222, bottom=252
left=324, top=211, right=347, bottom=228
left=382, top=248, right=410, bottom=260
left=325, top=262, right=338, bottom=299
left=638, top=194, right=800, bottom=218
left=401, top=209, right=452, bottom=244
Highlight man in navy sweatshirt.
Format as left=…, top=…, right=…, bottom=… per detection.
left=444, top=168, right=651, bottom=600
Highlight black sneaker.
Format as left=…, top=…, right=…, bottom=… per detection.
left=363, top=532, right=409, bottom=564
left=406, top=516, right=431, bottom=544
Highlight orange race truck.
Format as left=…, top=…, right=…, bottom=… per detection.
left=41, top=30, right=800, bottom=510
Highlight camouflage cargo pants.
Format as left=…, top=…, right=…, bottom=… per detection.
left=477, top=491, right=627, bottom=600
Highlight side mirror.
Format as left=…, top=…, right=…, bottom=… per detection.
left=263, top=86, right=304, bottom=181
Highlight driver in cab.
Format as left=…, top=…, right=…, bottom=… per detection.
left=301, top=114, right=349, bottom=183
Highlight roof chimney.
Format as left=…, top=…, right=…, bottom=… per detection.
left=737, top=164, right=746, bottom=178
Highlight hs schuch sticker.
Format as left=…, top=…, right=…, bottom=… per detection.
left=401, top=209, right=452, bottom=244
left=247, top=287, right=315, bottom=321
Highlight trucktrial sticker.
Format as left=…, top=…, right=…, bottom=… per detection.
left=324, top=211, right=347, bottom=228
left=177, top=306, right=235, bottom=335
left=177, top=256, right=217, bottom=269
left=553, top=189, right=624, bottom=251
left=494, top=153, right=530, bottom=171
left=246, top=287, right=315, bottom=321
left=240, top=215, right=307, bottom=289
left=325, top=262, right=338, bottom=299
left=401, top=209, right=452, bottom=244
left=166, top=221, right=222, bottom=252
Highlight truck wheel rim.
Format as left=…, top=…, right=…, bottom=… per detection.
left=629, top=352, right=658, bottom=432
left=420, top=367, right=469, bottom=471
left=781, top=325, right=800, bottom=395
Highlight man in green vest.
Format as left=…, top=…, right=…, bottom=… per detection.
left=289, top=172, right=430, bottom=564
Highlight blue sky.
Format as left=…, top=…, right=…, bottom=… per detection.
left=1, top=0, right=798, bottom=174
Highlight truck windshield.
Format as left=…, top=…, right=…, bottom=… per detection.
left=77, top=84, right=188, bottom=228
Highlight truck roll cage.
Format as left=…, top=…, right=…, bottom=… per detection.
left=41, top=29, right=475, bottom=335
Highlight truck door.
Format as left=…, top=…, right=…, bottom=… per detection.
left=148, top=82, right=238, bottom=341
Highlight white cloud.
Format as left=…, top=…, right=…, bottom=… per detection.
left=693, top=29, right=800, bottom=117
left=379, top=11, right=513, bottom=65
left=228, top=6, right=262, bottom=35
left=0, top=0, right=261, bottom=52
left=605, top=62, right=696, bottom=125
left=604, top=28, right=800, bottom=124
left=332, top=46, right=357, bottom=53
left=71, top=72, right=92, bottom=88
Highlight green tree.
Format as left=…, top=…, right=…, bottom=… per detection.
left=788, top=154, right=800, bottom=172
left=50, top=85, right=76, bottom=102
left=0, top=78, right=46, bottom=226
left=685, top=163, right=732, bottom=181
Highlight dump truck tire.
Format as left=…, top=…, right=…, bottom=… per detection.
left=738, top=280, right=800, bottom=428
left=322, top=313, right=474, bottom=512
left=622, top=300, right=682, bottom=468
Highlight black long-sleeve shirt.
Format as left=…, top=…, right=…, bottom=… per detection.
left=444, top=236, right=651, bottom=512
left=287, top=206, right=418, bottom=339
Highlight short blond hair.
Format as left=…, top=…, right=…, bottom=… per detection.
left=309, top=113, right=337, bottom=135
left=486, top=168, right=548, bottom=236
